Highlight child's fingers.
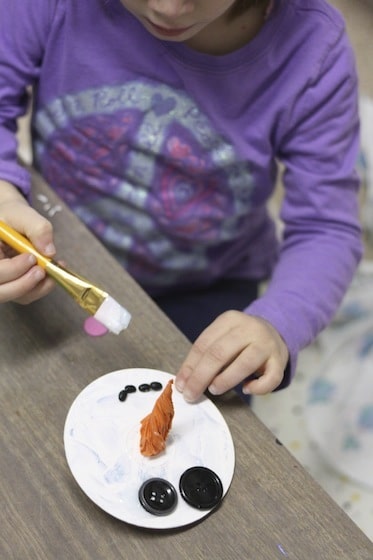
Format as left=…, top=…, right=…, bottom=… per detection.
left=1, top=206, right=56, bottom=257
left=24, top=219, right=56, bottom=256
left=0, top=253, right=37, bottom=282
left=176, top=311, right=288, bottom=402
left=14, top=274, right=56, bottom=304
left=0, top=253, right=53, bottom=303
left=242, top=360, right=284, bottom=395
left=175, top=314, right=238, bottom=400
left=207, top=343, right=270, bottom=396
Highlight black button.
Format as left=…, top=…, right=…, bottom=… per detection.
left=138, top=478, right=177, bottom=516
left=179, top=467, right=223, bottom=510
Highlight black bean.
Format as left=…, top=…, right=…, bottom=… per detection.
left=118, top=390, right=127, bottom=402
left=139, top=383, right=151, bottom=392
left=150, top=381, right=163, bottom=391
left=124, top=384, right=136, bottom=393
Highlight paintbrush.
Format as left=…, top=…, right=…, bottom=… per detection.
left=0, top=220, right=131, bottom=334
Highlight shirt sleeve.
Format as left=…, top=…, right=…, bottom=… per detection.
left=245, top=24, right=363, bottom=388
left=0, top=0, right=58, bottom=194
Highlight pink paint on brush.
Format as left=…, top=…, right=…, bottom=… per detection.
left=84, top=316, right=109, bottom=337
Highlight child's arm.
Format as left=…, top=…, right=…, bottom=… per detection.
left=0, top=179, right=56, bottom=304
left=176, top=17, right=363, bottom=403
left=0, top=2, right=57, bottom=304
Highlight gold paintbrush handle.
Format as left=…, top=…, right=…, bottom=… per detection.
left=0, top=219, right=129, bottom=331
left=0, top=220, right=51, bottom=267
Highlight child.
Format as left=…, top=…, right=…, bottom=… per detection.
left=0, top=0, right=363, bottom=403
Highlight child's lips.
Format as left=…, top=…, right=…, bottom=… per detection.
left=146, top=19, right=194, bottom=37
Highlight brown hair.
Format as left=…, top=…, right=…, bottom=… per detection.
left=229, top=0, right=269, bottom=19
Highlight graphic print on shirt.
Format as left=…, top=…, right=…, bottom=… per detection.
left=34, top=81, right=254, bottom=287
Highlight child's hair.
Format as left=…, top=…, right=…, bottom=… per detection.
left=229, top=0, right=268, bottom=19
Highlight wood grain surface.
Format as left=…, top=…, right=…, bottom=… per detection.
left=0, top=170, right=372, bottom=559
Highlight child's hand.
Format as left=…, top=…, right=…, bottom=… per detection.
left=175, top=311, right=289, bottom=402
left=0, top=194, right=57, bottom=304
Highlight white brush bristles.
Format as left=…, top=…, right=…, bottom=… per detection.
left=93, top=295, right=131, bottom=334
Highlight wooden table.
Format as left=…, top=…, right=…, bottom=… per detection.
left=1, top=171, right=372, bottom=560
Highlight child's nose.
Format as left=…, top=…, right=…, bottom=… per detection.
left=147, top=0, right=194, bottom=19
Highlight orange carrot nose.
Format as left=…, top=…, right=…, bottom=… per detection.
left=139, top=379, right=174, bottom=457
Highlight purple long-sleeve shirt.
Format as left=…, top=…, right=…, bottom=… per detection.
left=0, top=0, right=363, bottom=384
